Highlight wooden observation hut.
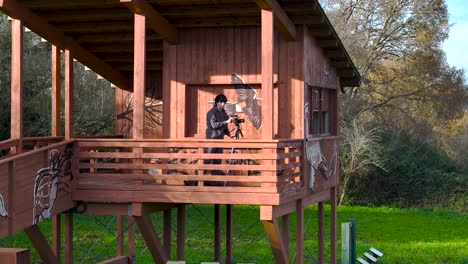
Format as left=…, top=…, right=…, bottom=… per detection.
left=0, top=0, right=360, bottom=263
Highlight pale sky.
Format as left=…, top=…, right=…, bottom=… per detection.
left=442, top=0, right=468, bottom=79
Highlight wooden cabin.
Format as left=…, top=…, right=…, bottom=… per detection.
left=0, top=0, right=360, bottom=263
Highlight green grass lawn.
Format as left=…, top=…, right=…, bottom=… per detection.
left=0, top=205, right=466, bottom=263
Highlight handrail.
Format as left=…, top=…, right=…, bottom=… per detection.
left=0, top=139, right=75, bottom=164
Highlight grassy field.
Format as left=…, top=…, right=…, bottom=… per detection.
left=0, top=205, right=466, bottom=263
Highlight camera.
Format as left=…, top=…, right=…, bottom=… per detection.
left=231, top=115, right=245, bottom=126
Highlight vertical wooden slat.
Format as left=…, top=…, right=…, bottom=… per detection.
left=128, top=217, right=136, bottom=262
left=281, top=214, right=289, bottom=257
left=331, top=187, right=337, bottom=264
left=11, top=19, right=23, bottom=152
left=133, top=13, right=146, bottom=140
left=163, top=41, right=177, bottom=139
left=226, top=204, right=233, bottom=264
left=51, top=45, right=61, bottom=137
left=318, top=202, right=324, bottom=264
left=163, top=209, right=171, bottom=257
left=64, top=49, right=73, bottom=139
left=8, top=161, right=15, bottom=235
left=116, top=216, right=125, bottom=256
left=214, top=204, right=221, bottom=262
left=64, top=213, right=73, bottom=264
left=261, top=10, right=274, bottom=139
left=176, top=204, right=185, bottom=260
left=296, top=199, right=304, bottom=264
left=52, top=215, right=61, bottom=264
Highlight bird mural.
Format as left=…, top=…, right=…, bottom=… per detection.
left=33, top=145, right=73, bottom=224
left=227, top=73, right=262, bottom=129
left=0, top=193, right=8, bottom=219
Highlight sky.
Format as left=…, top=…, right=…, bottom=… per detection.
left=442, top=0, right=468, bottom=79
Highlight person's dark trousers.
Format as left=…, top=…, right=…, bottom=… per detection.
left=204, top=147, right=225, bottom=186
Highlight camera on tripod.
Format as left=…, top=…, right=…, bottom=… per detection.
left=230, top=115, right=245, bottom=126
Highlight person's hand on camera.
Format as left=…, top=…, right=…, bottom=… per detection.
left=225, top=117, right=232, bottom=124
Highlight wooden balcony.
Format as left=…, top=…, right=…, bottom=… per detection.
left=74, top=138, right=306, bottom=206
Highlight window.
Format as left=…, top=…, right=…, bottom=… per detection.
left=309, top=86, right=335, bottom=136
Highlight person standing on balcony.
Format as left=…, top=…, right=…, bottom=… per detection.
left=205, top=94, right=233, bottom=176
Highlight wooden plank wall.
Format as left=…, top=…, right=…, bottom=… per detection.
left=115, top=75, right=163, bottom=139
left=163, top=26, right=308, bottom=140
left=0, top=142, right=75, bottom=238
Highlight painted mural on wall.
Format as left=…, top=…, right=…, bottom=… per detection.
left=117, top=92, right=163, bottom=138
left=304, top=102, right=338, bottom=190
left=33, top=145, right=73, bottom=224
left=228, top=73, right=262, bottom=129
left=0, top=193, right=8, bottom=218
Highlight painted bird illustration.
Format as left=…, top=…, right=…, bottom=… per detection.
left=229, top=73, right=262, bottom=129
left=33, top=146, right=73, bottom=224
left=0, top=193, right=8, bottom=218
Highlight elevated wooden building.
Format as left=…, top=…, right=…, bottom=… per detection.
left=0, top=0, right=360, bottom=263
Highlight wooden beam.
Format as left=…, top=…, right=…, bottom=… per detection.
left=10, top=18, right=23, bottom=152
left=296, top=199, right=304, bottom=264
left=52, top=215, right=61, bottom=264
left=255, top=0, right=296, bottom=40
left=76, top=32, right=161, bottom=44
left=281, top=214, right=289, bottom=257
left=318, top=202, right=324, bottom=264
left=261, top=9, right=274, bottom=139
left=0, top=0, right=131, bottom=90
left=121, top=0, right=177, bottom=44
left=24, top=225, right=59, bottom=264
left=117, top=216, right=125, bottom=256
left=128, top=217, right=136, bottom=262
left=226, top=205, right=233, bottom=264
left=86, top=42, right=162, bottom=53
left=330, top=187, right=337, bottom=264
left=134, top=213, right=168, bottom=264
left=64, top=49, right=73, bottom=139
left=45, top=9, right=132, bottom=23
left=64, top=213, right=73, bottom=264
left=214, top=204, right=221, bottom=262
left=132, top=13, right=146, bottom=140
left=98, top=256, right=130, bottom=264
left=163, top=209, right=171, bottom=257
left=262, top=219, right=289, bottom=264
left=176, top=204, right=185, bottom=260
left=51, top=45, right=61, bottom=137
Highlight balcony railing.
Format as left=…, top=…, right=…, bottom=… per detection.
left=75, top=138, right=305, bottom=205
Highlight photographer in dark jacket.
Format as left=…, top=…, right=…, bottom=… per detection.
left=205, top=94, right=232, bottom=176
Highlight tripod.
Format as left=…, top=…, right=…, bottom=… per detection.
left=226, top=124, right=244, bottom=176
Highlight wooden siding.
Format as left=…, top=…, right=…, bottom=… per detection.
left=0, top=141, right=75, bottom=239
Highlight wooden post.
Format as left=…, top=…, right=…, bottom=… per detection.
left=318, top=202, right=324, bottom=264
left=296, top=199, right=304, bottom=264
left=133, top=13, right=146, bottom=140
left=134, top=213, right=168, bottom=264
left=331, top=187, right=337, bottom=264
left=128, top=217, right=136, bottom=263
left=64, top=213, right=73, bottom=264
left=214, top=204, right=221, bottom=262
left=51, top=45, right=61, bottom=137
left=11, top=18, right=23, bottom=153
left=262, top=219, right=289, bottom=264
left=52, top=215, right=61, bottom=264
left=117, top=216, right=125, bottom=256
left=24, top=225, right=59, bottom=264
left=281, top=214, right=289, bottom=257
left=226, top=204, right=233, bottom=264
left=64, top=49, right=73, bottom=139
left=176, top=204, right=185, bottom=260
left=163, top=209, right=171, bottom=257
left=261, top=9, right=274, bottom=139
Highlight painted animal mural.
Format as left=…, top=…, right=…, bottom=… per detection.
left=33, top=145, right=73, bottom=224
left=0, top=193, right=8, bottom=218
left=304, top=103, right=338, bottom=190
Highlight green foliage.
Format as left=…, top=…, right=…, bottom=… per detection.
left=345, top=129, right=467, bottom=211
left=1, top=205, right=466, bottom=263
